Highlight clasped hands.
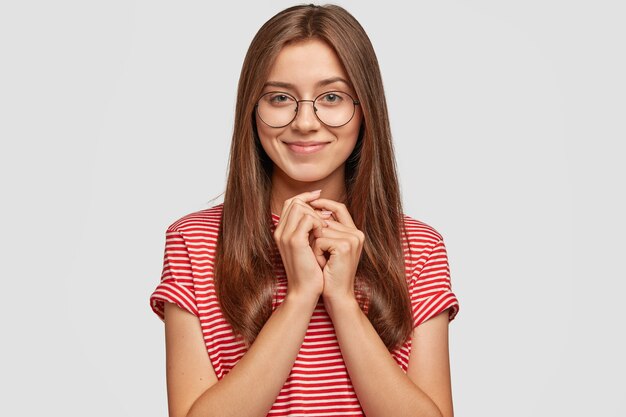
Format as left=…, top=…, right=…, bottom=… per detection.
left=273, top=189, right=365, bottom=306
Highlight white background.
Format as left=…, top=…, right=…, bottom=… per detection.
left=1, top=0, right=624, bottom=415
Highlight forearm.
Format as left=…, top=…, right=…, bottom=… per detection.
left=187, top=294, right=318, bottom=417
left=325, top=297, right=442, bottom=417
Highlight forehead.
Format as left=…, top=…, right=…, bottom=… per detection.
left=265, top=39, right=352, bottom=91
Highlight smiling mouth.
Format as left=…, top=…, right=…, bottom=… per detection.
left=283, top=141, right=331, bottom=155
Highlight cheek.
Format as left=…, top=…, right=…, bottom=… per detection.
left=256, top=115, right=274, bottom=148
left=348, top=108, right=363, bottom=136
left=345, top=115, right=363, bottom=147
left=256, top=116, right=288, bottom=166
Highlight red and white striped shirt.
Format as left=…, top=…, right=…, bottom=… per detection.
left=149, top=203, right=459, bottom=416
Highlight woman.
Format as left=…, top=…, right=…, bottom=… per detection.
left=150, top=4, right=460, bottom=417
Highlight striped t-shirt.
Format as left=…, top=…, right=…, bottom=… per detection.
left=149, top=203, right=459, bottom=416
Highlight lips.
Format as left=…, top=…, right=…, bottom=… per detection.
left=282, top=141, right=331, bottom=155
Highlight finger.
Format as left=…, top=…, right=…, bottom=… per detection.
left=313, top=227, right=362, bottom=248
left=292, top=213, right=324, bottom=260
left=284, top=189, right=324, bottom=213
left=322, top=218, right=355, bottom=232
left=281, top=200, right=327, bottom=239
left=278, top=190, right=328, bottom=222
left=312, top=236, right=354, bottom=257
left=310, top=210, right=332, bottom=246
left=308, top=198, right=356, bottom=228
left=317, top=209, right=334, bottom=218
left=274, top=205, right=326, bottom=250
left=291, top=211, right=326, bottom=247
left=311, top=237, right=329, bottom=268
left=277, top=190, right=322, bottom=223
left=277, top=200, right=309, bottom=242
left=275, top=190, right=324, bottom=237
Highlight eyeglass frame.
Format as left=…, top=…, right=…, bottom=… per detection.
left=254, top=90, right=361, bottom=128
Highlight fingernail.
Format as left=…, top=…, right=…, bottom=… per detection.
left=311, top=189, right=322, bottom=195
left=321, top=210, right=333, bottom=216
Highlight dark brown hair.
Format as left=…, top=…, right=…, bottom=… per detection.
left=214, top=4, right=413, bottom=351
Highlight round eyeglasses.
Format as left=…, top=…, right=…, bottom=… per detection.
left=255, top=90, right=360, bottom=128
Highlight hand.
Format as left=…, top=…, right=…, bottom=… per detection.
left=273, top=190, right=332, bottom=303
left=308, top=199, right=365, bottom=305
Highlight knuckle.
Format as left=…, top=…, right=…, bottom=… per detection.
left=291, top=201, right=306, bottom=214
left=287, top=235, right=300, bottom=247
left=338, top=240, right=351, bottom=253
left=297, top=211, right=309, bottom=223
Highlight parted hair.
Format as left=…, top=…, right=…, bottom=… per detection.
left=214, top=3, right=413, bottom=351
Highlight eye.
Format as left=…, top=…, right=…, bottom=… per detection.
left=267, top=93, right=295, bottom=105
left=318, top=92, right=345, bottom=104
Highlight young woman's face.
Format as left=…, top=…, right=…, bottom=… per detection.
left=255, top=38, right=362, bottom=184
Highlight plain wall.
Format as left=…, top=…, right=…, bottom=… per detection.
left=1, top=0, right=624, bottom=415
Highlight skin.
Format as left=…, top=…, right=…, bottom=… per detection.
left=255, top=38, right=362, bottom=214
left=163, top=38, right=455, bottom=417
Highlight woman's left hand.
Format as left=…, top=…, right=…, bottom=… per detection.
left=308, top=198, right=365, bottom=305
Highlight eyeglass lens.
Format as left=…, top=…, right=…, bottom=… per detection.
left=256, top=91, right=356, bottom=128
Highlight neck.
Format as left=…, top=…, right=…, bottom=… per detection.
left=269, top=166, right=347, bottom=215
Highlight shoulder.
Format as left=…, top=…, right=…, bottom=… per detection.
left=165, top=203, right=224, bottom=235
left=400, top=213, right=445, bottom=268
left=401, top=213, right=444, bottom=245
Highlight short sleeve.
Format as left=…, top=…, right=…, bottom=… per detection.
left=409, top=238, right=460, bottom=328
left=149, top=228, right=199, bottom=321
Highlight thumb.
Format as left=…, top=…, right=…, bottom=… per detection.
left=311, top=237, right=328, bottom=269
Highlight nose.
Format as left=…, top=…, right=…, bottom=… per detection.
left=291, top=100, right=321, bottom=132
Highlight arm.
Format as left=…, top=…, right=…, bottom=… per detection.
left=308, top=198, right=448, bottom=416
left=164, top=293, right=318, bottom=417
left=406, top=309, right=454, bottom=417
left=325, top=299, right=451, bottom=417
left=307, top=198, right=458, bottom=416
left=164, top=190, right=329, bottom=417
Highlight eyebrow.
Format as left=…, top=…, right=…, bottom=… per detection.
left=263, top=77, right=352, bottom=90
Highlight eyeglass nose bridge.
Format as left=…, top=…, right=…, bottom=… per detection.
left=289, top=98, right=321, bottom=126
left=294, top=99, right=318, bottom=114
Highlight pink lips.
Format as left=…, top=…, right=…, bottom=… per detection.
left=284, top=141, right=330, bottom=154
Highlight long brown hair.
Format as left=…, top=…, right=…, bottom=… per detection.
left=214, top=4, right=413, bottom=351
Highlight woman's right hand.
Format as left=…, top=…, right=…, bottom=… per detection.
left=273, top=190, right=331, bottom=303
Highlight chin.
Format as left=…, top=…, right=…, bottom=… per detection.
left=286, top=172, right=329, bottom=183
left=281, top=166, right=332, bottom=183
